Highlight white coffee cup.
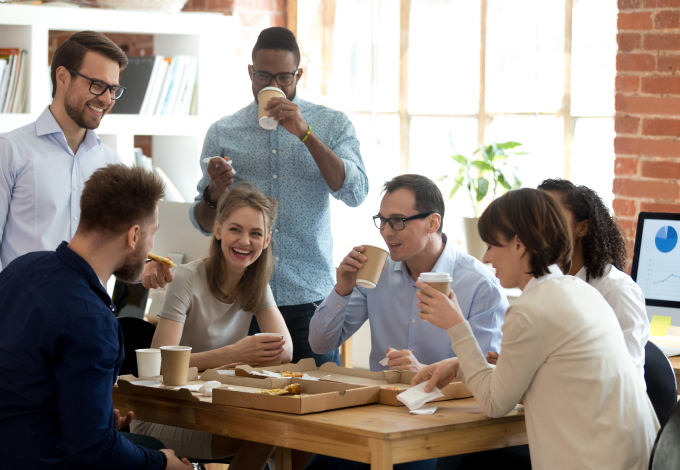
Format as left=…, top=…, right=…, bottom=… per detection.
left=135, top=348, right=161, bottom=378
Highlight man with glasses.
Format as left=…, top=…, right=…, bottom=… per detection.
left=191, top=27, right=368, bottom=367
left=309, top=174, right=507, bottom=373
left=0, top=31, right=171, bottom=287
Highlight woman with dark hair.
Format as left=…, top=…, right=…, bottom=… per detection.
left=131, top=184, right=292, bottom=469
left=412, top=188, right=658, bottom=470
left=536, top=179, right=648, bottom=382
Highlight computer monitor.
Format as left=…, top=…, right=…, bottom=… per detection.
left=631, top=212, right=680, bottom=325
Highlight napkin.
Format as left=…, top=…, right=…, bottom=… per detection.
left=300, top=373, right=331, bottom=381
left=250, top=370, right=282, bottom=378
left=198, top=381, right=222, bottom=397
left=396, top=382, right=444, bottom=411
left=202, top=157, right=236, bottom=175
left=379, top=356, right=389, bottom=366
left=409, top=405, right=437, bottom=415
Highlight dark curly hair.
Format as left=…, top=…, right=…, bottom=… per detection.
left=538, top=178, right=627, bottom=281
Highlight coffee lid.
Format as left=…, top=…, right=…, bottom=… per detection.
left=259, top=116, right=278, bottom=130
left=159, top=346, right=192, bottom=351
left=356, top=279, right=378, bottom=289
left=258, top=86, right=286, bottom=97
left=136, top=348, right=160, bottom=353
left=418, top=272, right=453, bottom=282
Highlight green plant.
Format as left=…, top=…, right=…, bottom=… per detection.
left=441, top=141, right=528, bottom=218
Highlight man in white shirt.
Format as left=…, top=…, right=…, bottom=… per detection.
left=0, top=31, right=169, bottom=287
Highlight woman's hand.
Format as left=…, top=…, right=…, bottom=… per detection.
left=411, top=358, right=460, bottom=393
left=225, top=335, right=285, bottom=366
left=415, top=282, right=465, bottom=331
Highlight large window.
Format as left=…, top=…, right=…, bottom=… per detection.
left=297, top=0, right=617, bottom=265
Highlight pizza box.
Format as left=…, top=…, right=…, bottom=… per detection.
left=116, top=367, right=208, bottom=403
left=378, top=370, right=472, bottom=407
left=211, top=377, right=380, bottom=414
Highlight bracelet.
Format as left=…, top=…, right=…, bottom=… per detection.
left=300, top=125, right=311, bottom=143
left=202, top=185, right=217, bottom=210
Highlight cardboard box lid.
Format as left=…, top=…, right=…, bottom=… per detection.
left=116, top=368, right=206, bottom=402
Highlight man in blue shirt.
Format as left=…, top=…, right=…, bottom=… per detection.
left=0, top=165, right=190, bottom=470
left=191, top=27, right=368, bottom=366
left=310, top=174, right=507, bottom=372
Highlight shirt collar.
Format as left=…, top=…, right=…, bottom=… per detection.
left=522, top=264, right=564, bottom=294
left=55, top=241, right=112, bottom=305
left=35, top=106, right=102, bottom=149
left=393, top=234, right=454, bottom=277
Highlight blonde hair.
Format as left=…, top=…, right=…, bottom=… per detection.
left=206, top=183, right=278, bottom=311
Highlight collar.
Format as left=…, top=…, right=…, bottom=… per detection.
left=574, top=263, right=611, bottom=282
left=56, top=242, right=115, bottom=311
left=36, top=106, right=102, bottom=148
left=393, top=234, right=454, bottom=277
left=522, top=264, right=564, bottom=295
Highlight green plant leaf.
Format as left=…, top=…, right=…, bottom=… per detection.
left=449, top=182, right=462, bottom=199
left=450, top=154, right=468, bottom=165
left=471, top=160, right=494, bottom=172
left=497, top=141, right=522, bottom=150
left=476, top=177, right=489, bottom=201
left=433, top=175, right=448, bottom=182
left=509, top=151, right=529, bottom=155
left=513, top=175, right=522, bottom=188
left=498, top=173, right=512, bottom=190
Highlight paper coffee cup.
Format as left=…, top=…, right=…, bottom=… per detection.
left=417, top=272, right=453, bottom=296
left=258, top=87, right=286, bottom=130
left=160, top=346, right=192, bottom=386
left=254, top=333, right=284, bottom=367
left=356, top=245, right=389, bottom=289
left=136, top=348, right=161, bottom=378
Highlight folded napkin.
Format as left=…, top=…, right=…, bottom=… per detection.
left=198, top=381, right=222, bottom=397
left=409, top=405, right=437, bottom=415
left=396, top=382, right=444, bottom=411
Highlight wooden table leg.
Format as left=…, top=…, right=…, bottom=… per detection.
left=275, top=446, right=293, bottom=470
left=370, top=439, right=393, bottom=470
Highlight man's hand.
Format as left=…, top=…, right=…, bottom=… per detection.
left=206, top=156, right=234, bottom=201
left=160, top=449, right=192, bottom=469
left=141, top=259, right=174, bottom=289
left=113, top=409, right=134, bottom=431
left=335, top=246, right=368, bottom=296
left=265, top=97, right=309, bottom=139
left=415, top=283, right=465, bottom=331
left=411, top=358, right=460, bottom=393
left=386, top=347, right=423, bottom=372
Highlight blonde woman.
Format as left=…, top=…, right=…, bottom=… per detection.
left=132, top=184, right=292, bottom=469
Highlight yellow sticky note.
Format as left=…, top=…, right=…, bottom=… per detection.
left=650, top=315, right=672, bottom=337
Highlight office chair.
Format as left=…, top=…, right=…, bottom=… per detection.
left=118, top=317, right=157, bottom=376
left=644, top=341, right=677, bottom=426
left=649, top=399, right=680, bottom=469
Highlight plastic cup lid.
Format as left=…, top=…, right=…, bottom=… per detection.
left=159, top=346, right=192, bottom=351
left=417, top=272, right=453, bottom=282
left=135, top=348, right=160, bottom=353
left=258, top=86, right=286, bottom=97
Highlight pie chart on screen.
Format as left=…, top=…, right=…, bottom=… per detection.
left=655, top=226, right=678, bottom=253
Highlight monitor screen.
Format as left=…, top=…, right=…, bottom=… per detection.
left=631, top=212, right=680, bottom=308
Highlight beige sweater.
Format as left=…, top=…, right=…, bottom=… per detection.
left=448, top=272, right=659, bottom=470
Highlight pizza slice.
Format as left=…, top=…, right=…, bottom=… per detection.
left=257, top=383, right=302, bottom=396
left=281, top=371, right=304, bottom=378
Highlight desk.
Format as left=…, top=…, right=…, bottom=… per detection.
left=113, top=389, right=526, bottom=469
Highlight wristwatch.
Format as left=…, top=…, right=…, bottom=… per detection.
left=202, top=185, right=218, bottom=210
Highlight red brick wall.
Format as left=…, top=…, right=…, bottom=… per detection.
left=614, top=0, right=680, bottom=268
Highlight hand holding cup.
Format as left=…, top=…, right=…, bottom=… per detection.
left=205, top=156, right=234, bottom=199
left=415, top=282, right=465, bottom=331
left=335, top=246, right=368, bottom=296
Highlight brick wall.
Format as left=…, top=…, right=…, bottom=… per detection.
left=614, top=0, right=680, bottom=268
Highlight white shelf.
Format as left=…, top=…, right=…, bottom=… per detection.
left=0, top=3, right=236, bottom=203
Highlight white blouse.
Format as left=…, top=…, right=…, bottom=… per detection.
left=448, top=266, right=659, bottom=470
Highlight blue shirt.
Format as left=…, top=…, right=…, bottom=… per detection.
left=0, top=242, right=164, bottom=470
left=0, top=106, right=121, bottom=270
left=309, top=236, right=508, bottom=371
left=190, top=97, right=368, bottom=306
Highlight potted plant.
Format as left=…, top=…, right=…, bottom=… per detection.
left=439, top=141, right=527, bottom=261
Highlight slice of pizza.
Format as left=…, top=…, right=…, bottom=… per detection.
left=147, top=253, right=177, bottom=268
left=257, top=388, right=288, bottom=396
left=281, top=371, right=304, bottom=378
left=384, top=386, right=407, bottom=392
left=284, top=383, right=301, bottom=394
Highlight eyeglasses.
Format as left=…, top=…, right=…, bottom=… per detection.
left=68, top=69, right=126, bottom=100
left=373, top=212, right=437, bottom=231
left=251, top=68, right=299, bottom=87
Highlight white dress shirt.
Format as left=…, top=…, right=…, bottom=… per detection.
left=575, top=263, right=649, bottom=382
left=0, top=106, right=121, bottom=269
left=448, top=265, right=659, bottom=470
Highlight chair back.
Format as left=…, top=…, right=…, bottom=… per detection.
left=118, top=317, right=156, bottom=376
left=644, top=341, right=677, bottom=425
left=650, top=400, right=680, bottom=469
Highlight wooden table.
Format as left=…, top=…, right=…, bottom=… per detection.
left=113, top=389, right=526, bottom=469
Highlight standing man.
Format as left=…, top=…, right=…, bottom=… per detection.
left=0, top=31, right=170, bottom=287
left=191, top=27, right=368, bottom=366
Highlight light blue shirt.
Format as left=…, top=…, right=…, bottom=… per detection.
left=0, top=106, right=121, bottom=270
left=190, top=96, right=368, bottom=306
left=309, top=235, right=508, bottom=371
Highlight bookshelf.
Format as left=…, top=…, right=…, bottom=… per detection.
left=0, top=4, right=235, bottom=202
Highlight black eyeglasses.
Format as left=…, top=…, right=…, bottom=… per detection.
left=68, top=69, right=126, bottom=100
left=373, top=212, right=437, bottom=231
left=251, top=68, right=299, bottom=87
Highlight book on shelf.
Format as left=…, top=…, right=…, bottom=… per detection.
left=110, top=56, right=156, bottom=115
left=0, top=48, right=29, bottom=114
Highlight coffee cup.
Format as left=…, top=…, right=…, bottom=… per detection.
left=160, top=346, right=192, bottom=386
left=254, top=333, right=285, bottom=367
left=258, top=87, right=286, bottom=130
left=135, top=348, right=161, bottom=378
left=417, top=272, right=453, bottom=296
left=356, top=245, right=389, bottom=289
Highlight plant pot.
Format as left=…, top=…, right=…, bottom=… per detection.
left=463, top=217, right=486, bottom=262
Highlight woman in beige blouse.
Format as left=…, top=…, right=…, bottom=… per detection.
left=132, top=184, right=292, bottom=469
left=413, top=189, right=658, bottom=470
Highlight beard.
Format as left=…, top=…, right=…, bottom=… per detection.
left=113, top=244, right=147, bottom=283
left=64, top=87, right=106, bottom=130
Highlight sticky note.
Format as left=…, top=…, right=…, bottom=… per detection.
left=650, top=315, right=672, bottom=337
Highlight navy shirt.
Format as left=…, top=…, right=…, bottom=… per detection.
left=0, top=242, right=164, bottom=470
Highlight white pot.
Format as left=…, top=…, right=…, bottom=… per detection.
left=463, top=217, right=486, bottom=262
